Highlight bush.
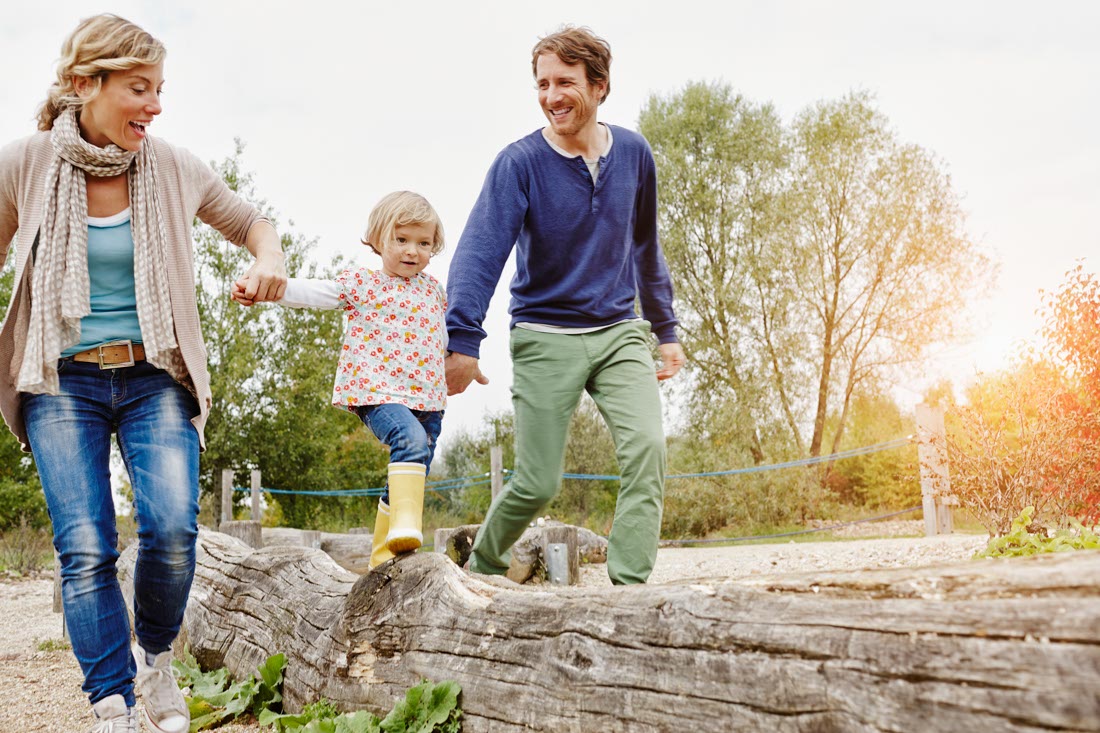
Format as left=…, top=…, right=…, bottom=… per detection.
left=0, top=477, right=47, bottom=531
left=945, top=360, right=1100, bottom=536
left=0, top=516, right=53, bottom=575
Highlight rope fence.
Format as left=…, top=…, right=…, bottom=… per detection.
left=232, top=437, right=914, bottom=496
left=220, top=408, right=956, bottom=543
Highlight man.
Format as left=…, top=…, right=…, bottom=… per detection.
left=445, top=26, right=684, bottom=585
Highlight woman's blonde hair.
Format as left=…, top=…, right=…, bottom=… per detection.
left=37, top=14, right=166, bottom=131
left=362, top=191, right=445, bottom=256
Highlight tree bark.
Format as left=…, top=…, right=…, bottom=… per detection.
left=120, top=532, right=1100, bottom=732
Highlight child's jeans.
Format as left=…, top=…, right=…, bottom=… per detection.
left=355, top=404, right=443, bottom=503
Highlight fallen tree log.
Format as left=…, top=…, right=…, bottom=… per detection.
left=262, top=527, right=373, bottom=574
left=118, top=532, right=1100, bottom=732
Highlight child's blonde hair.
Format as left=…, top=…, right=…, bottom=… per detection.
left=361, top=191, right=445, bottom=256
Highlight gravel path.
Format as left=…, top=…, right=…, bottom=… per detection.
left=0, top=531, right=987, bottom=731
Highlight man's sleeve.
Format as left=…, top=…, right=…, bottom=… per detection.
left=633, top=143, right=679, bottom=344
left=445, top=151, right=528, bottom=358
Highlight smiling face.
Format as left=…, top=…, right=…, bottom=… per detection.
left=378, top=221, right=436, bottom=279
left=74, top=62, right=164, bottom=151
left=536, top=53, right=605, bottom=139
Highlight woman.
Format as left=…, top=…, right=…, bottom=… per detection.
left=0, top=14, right=286, bottom=733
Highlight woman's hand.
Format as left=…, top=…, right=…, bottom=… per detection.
left=236, top=221, right=287, bottom=305
left=234, top=253, right=287, bottom=305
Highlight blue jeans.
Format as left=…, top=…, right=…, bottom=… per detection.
left=23, top=359, right=200, bottom=707
left=355, top=404, right=442, bottom=503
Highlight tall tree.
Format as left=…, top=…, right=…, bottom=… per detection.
left=641, top=85, right=993, bottom=464
left=638, top=82, right=793, bottom=462
left=789, top=91, right=992, bottom=458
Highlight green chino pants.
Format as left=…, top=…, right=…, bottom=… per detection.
left=469, top=321, right=666, bottom=584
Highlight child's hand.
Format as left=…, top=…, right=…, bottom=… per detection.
left=229, top=279, right=256, bottom=306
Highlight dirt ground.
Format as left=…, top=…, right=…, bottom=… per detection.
left=0, top=529, right=986, bottom=731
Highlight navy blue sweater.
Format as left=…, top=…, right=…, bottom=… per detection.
left=445, top=125, right=679, bottom=358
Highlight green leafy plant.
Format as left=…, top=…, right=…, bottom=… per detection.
left=976, top=506, right=1100, bottom=558
left=174, top=649, right=461, bottom=733
left=171, top=648, right=284, bottom=730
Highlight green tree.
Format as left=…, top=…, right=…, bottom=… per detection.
left=640, top=85, right=993, bottom=468
left=0, top=256, right=46, bottom=529
left=821, top=387, right=919, bottom=510
left=789, top=92, right=993, bottom=459
left=439, top=410, right=515, bottom=522
left=638, top=82, right=790, bottom=463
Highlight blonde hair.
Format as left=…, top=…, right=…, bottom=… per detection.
left=362, top=191, right=445, bottom=256
left=37, top=14, right=166, bottom=131
left=532, top=26, right=612, bottom=105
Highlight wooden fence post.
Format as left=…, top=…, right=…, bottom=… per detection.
left=541, top=525, right=579, bottom=585
left=916, top=403, right=953, bottom=536
left=250, top=469, right=262, bottom=523
left=491, top=445, right=503, bottom=501
left=221, top=469, right=234, bottom=524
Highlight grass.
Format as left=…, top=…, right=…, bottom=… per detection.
left=36, top=638, right=70, bottom=652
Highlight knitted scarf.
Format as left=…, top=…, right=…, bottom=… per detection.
left=17, top=107, right=181, bottom=394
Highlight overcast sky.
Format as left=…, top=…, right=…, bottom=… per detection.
left=2, top=1, right=1097, bottom=452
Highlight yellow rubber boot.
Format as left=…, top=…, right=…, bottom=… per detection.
left=386, top=462, right=426, bottom=554
left=369, top=500, right=395, bottom=570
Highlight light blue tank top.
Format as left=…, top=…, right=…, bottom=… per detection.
left=60, top=208, right=143, bottom=357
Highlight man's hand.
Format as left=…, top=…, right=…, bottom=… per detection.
left=446, top=352, right=489, bottom=395
left=656, top=342, right=686, bottom=381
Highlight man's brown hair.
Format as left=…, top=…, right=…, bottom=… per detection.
left=531, top=26, right=612, bottom=104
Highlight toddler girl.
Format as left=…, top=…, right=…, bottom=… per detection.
left=234, top=191, right=446, bottom=568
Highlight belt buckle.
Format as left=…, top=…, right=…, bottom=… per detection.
left=97, top=340, right=135, bottom=370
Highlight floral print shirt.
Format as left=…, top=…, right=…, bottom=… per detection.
left=279, top=268, right=447, bottom=412
left=333, top=267, right=447, bottom=411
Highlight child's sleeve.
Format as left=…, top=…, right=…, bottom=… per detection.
left=278, top=278, right=343, bottom=309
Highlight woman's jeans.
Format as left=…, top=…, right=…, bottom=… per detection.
left=23, top=359, right=200, bottom=707
left=355, top=404, right=442, bottom=503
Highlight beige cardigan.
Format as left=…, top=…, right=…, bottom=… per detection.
left=0, top=131, right=267, bottom=451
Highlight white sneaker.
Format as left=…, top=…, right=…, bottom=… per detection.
left=133, top=643, right=190, bottom=733
left=90, top=695, right=136, bottom=733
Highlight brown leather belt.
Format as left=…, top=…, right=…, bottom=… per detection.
left=69, top=341, right=145, bottom=369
